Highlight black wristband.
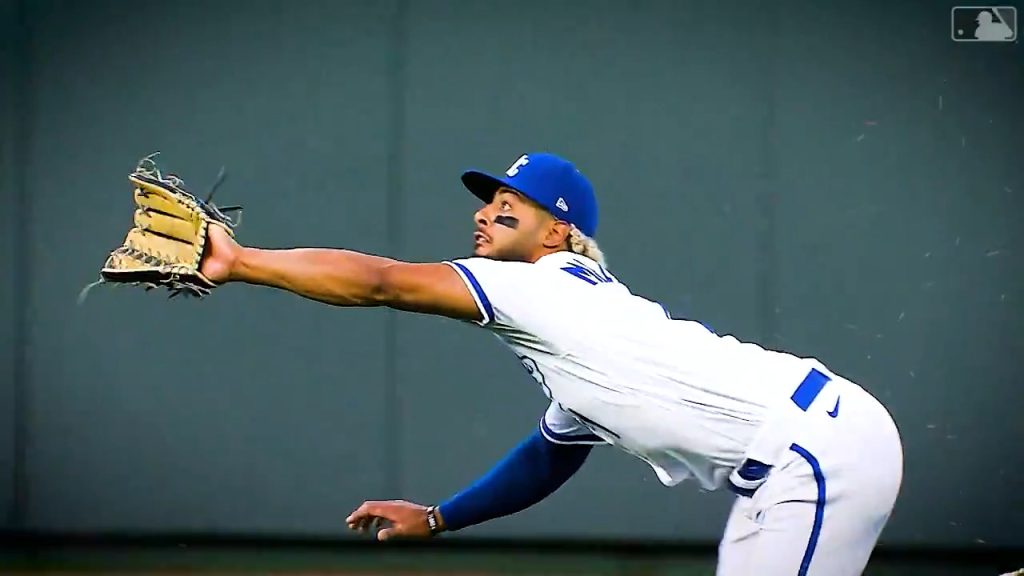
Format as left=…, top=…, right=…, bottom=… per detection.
left=425, top=505, right=442, bottom=535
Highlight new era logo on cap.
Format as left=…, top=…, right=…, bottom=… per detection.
left=555, top=197, right=569, bottom=211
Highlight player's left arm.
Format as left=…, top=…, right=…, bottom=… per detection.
left=347, top=428, right=593, bottom=540
left=218, top=228, right=481, bottom=322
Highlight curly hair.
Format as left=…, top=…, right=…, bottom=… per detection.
left=567, top=225, right=606, bottom=267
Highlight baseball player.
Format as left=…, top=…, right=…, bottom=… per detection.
left=197, top=152, right=904, bottom=576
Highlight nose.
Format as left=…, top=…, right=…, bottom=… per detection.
left=474, top=206, right=490, bottom=227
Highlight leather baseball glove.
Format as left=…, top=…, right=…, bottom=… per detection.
left=80, top=153, right=242, bottom=301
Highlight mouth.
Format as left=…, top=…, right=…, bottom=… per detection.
left=474, top=230, right=490, bottom=245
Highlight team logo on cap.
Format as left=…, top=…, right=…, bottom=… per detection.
left=506, top=154, right=530, bottom=177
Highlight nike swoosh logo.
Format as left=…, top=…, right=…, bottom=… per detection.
left=827, top=397, right=841, bottom=418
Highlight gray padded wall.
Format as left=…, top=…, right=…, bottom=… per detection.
left=0, top=0, right=23, bottom=531
left=771, top=1, right=1024, bottom=547
left=24, top=0, right=398, bottom=533
left=10, top=0, right=1023, bottom=549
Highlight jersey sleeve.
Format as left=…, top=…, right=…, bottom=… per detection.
left=539, top=402, right=608, bottom=445
left=444, top=257, right=537, bottom=327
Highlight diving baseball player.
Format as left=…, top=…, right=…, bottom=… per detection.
left=198, top=152, right=904, bottom=576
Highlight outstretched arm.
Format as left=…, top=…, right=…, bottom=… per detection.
left=202, top=225, right=482, bottom=321
left=346, top=429, right=592, bottom=540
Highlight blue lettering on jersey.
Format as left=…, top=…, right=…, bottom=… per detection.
left=561, top=258, right=616, bottom=285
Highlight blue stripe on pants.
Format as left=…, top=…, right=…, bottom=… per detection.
left=789, top=443, right=826, bottom=576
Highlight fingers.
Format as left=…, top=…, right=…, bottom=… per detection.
left=347, top=500, right=400, bottom=534
left=347, top=500, right=387, bottom=525
left=347, top=500, right=429, bottom=541
left=348, top=515, right=385, bottom=534
left=347, top=515, right=374, bottom=533
left=347, top=513, right=380, bottom=533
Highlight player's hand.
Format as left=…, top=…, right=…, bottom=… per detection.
left=345, top=500, right=439, bottom=541
left=199, top=223, right=242, bottom=285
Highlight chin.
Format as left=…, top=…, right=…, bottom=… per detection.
left=473, top=244, right=495, bottom=258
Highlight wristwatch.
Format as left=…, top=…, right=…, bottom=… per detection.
left=425, top=505, right=443, bottom=535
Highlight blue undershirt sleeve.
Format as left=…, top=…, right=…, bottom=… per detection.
left=437, top=429, right=592, bottom=532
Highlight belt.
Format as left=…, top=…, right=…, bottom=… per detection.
left=790, top=367, right=831, bottom=412
left=727, top=367, right=831, bottom=497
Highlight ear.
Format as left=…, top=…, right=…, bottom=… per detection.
left=541, top=220, right=572, bottom=249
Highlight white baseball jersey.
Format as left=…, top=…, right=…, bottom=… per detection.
left=445, top=251, right=830, bottom=491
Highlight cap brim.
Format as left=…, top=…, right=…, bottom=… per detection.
left=461, top=170, right=516, bottom=203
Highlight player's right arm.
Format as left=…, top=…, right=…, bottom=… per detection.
left=201, top=225, right=483, bottom=321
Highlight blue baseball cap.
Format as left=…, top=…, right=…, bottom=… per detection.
left=461, top=152, right=599, bottom=237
